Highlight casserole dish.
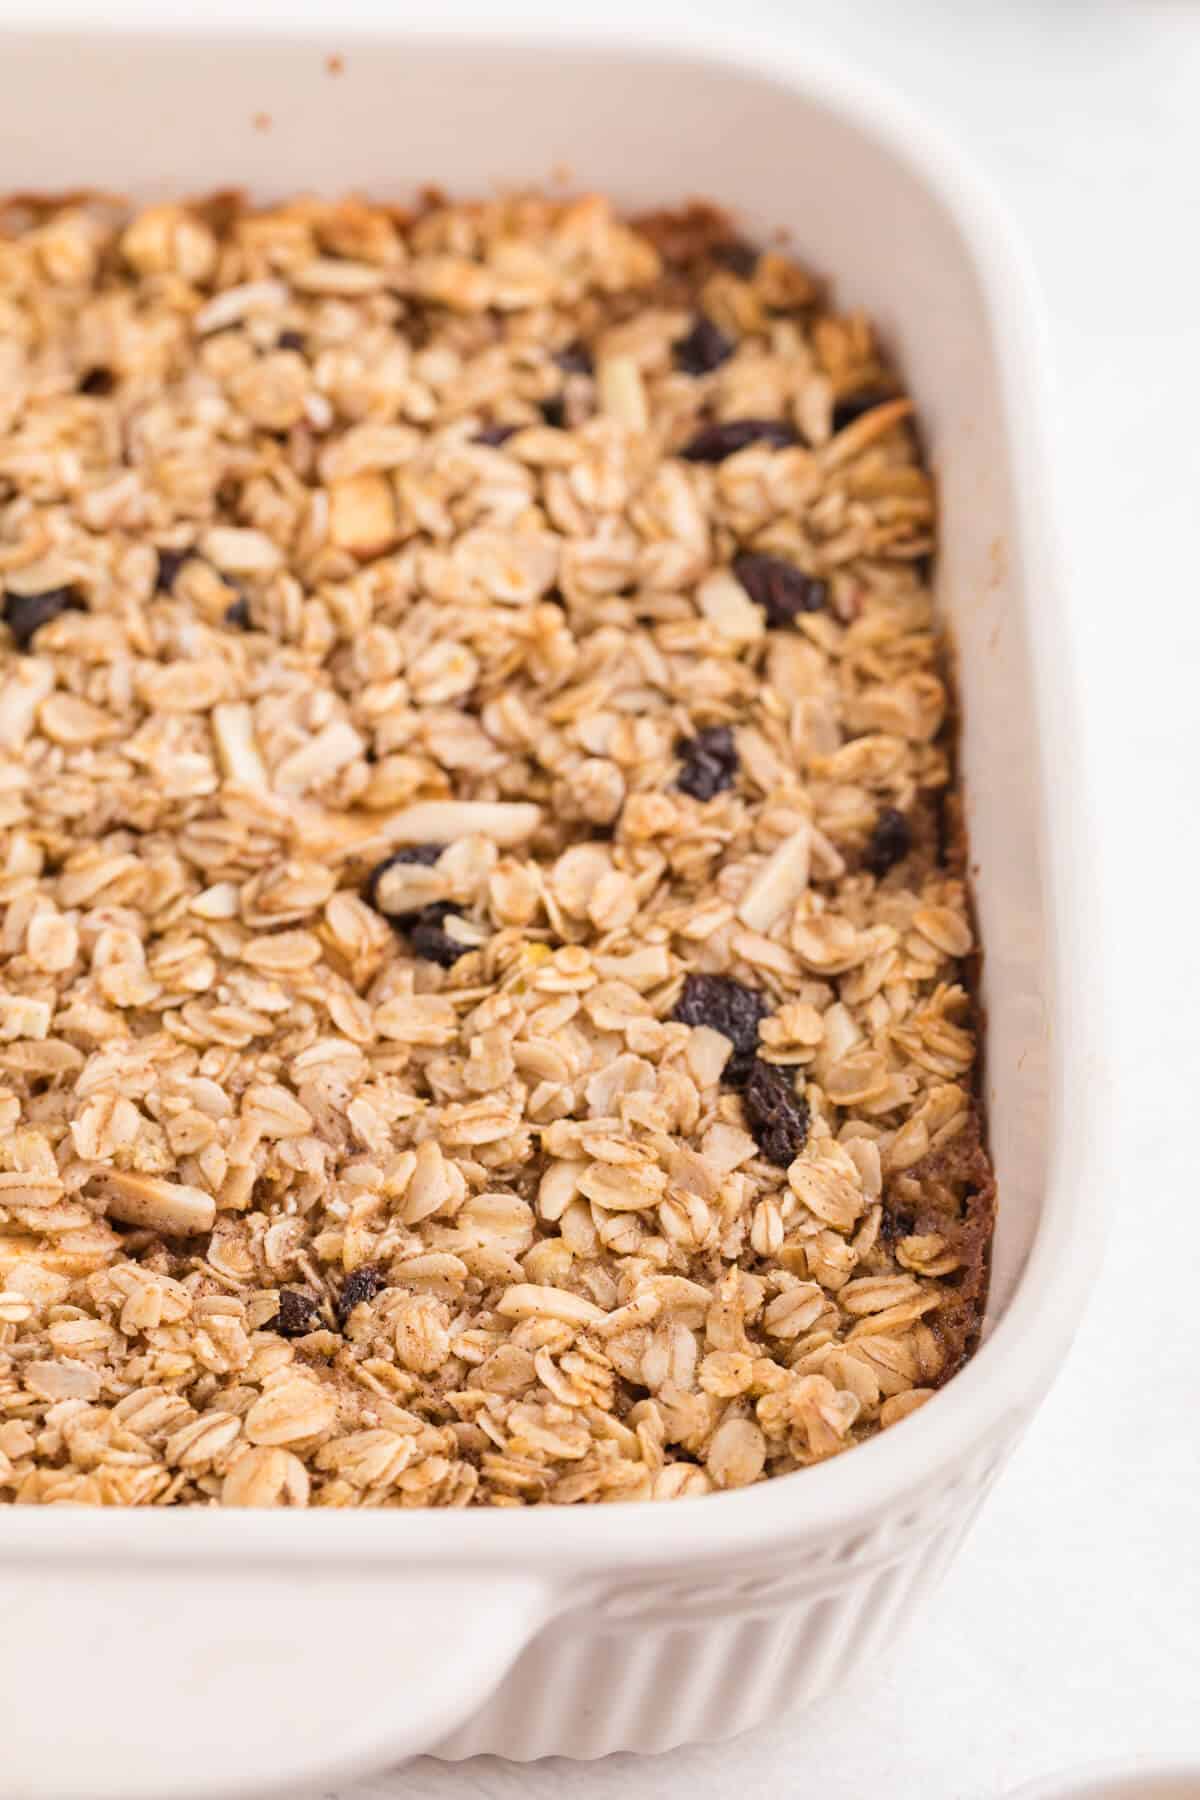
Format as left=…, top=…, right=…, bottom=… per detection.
left=1009, top=1762, right=1200, bottom=1800
left=0, top=18, right=1103, bottom=1799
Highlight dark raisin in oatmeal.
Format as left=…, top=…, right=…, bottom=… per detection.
left=732, top=553, right=828, bottom=626
left=265, top=1290, right=323, bottom=1338
left=742, top=1059, right=811, bottom=1167
left=680, top=417, right=799, bottom=461
left=336, top=1265, right=389, bottom=1327
left=863, top=806, right=913, bottom=877
left=2, top=586, right=85, bottom=651
left=674, top=315, right=735, bottom=376
left=676, top=725, right=739, bottom=801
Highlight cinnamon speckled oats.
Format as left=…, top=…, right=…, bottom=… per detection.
left=0, top=191, right=993, bottom=1507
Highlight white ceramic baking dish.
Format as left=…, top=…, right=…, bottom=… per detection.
left=1009, top=1761, right=1200, bottom=1800
left=0, top=16, right=1105, bottom=1800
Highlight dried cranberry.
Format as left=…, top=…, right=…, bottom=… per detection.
left=676, top=725, right=738, bottom=801
left=336, top=1264, right=388, bottom=1326
left=680, top=418, right=797, bottom=462
left=673, top=973, right=769, bottom=1085
left=276, top=329, right=306, bottom=353
left=2, top=586, right=85, bottom=651
left=154, top=548, right=193, bottom=594
left=554, top=340, right=594, bottom=376
left=408, top=901, right=470, bottom=968
left=863, top=807, right=912, bottom=877
left=365, top=845, right=444, bottom=912
left=674, top=315, right=734, bottom=376
left=732, top=554, right=827, bottom=626
left=474, top=423, right=518, bottom=446
left=742, top=1059, right=809, bottom=1166
left=265, top=1290, right=322, bottom=1338
left=224, top=596, right=251, bottom=630
left=78, top=366, right=115, bottom=395
left=832, top=387, right=896, bottom=432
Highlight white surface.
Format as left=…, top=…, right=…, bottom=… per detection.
left=320, top=3, right=1199, bottom=1798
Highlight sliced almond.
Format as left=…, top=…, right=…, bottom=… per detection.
left=212, top=703, right=268, bottom=790
left=274, top=720, right=365, bottom=797
left=193, top=280, right=290, bottom=336
left=596, top=355, right=648, bottom=431
left=822, top=397, right=914, bottom=469
left=697, top=570, right=765, bottom=647
left=736, top=823, right=812, bottom=931
left=382, top=800, right=541, bottom=849
left=495, top=1284, right=606, bottom=1326
left=90, top=1170, right=216, bottom=1236
left=200, top=526, right=284, bottom=577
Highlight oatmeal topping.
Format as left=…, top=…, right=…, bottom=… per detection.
left=0, top=190, right=991, bottom=1507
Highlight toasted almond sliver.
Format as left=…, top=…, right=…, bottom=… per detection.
left=193, top=280, right=290, bottom=335
left=385, top=801, right=541, bottom=849
left=495, top=1284, right=606, bottom=1326
left=200, top=526, right=284, bottom=576
left=821, top=397, right=914, bottom=469
left=212, top=703, right=268, bottom=790
left=274, top=720, right=365, bottom=797
left=596, top=355, right=648, bottom=431
left=90, top=1171, right=215, bottom=1236
left=736, top=823, right=812, bottom=932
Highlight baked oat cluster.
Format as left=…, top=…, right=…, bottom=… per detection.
left=0, top=191, right=993, bottom=1507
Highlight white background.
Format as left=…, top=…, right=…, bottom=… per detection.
left=328, top=4, right=1200, bottom=1797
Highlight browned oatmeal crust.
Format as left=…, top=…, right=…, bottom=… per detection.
left=0, top=191, right=993, bottom=1506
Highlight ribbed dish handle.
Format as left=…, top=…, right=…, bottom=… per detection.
left=4, top=1562, right=552, bottom=1799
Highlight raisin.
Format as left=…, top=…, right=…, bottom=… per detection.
left=224, top=596, right=252, bottom=629
left=2, top=586, right=84, bottom=651
left=474, top=423, right=518, bottom=446
left=364, top=845, right=444, bottom=912
left=674, top=316, right=734, bottom=376
left=155, top=548, right=193, bottom=594
left=276, top=329, right=306, bottom=352
left=879, top=1200, right=916, bottom=1246
left=79, top=366, right=115, bottom=395
left=742, top=1059, right=809, bottom=1166
left=832, top=387, right=896, bottom=432
left=863, top=807, right=911, bottom=877
left=713, top=239, right=761, bottom=278
left=408, top=901, right=469, bottom=968
left=554, top=340, right=594, bottom=376
left=265, top=1290, right=322, bottom=1338
left=673, top=973, right=769, bottom=1085
left=336, top=1264, right=388, bottom=1326
left=680, top=418, right=797, bottom=462
left=732, top=553, right=827, bottom=626
left=541, top=396, right=567, bottom=429
left=676, top=725, right=738, bottom=801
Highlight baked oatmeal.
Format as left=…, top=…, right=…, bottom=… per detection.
left=0, top=191, right=994, bottom=1507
